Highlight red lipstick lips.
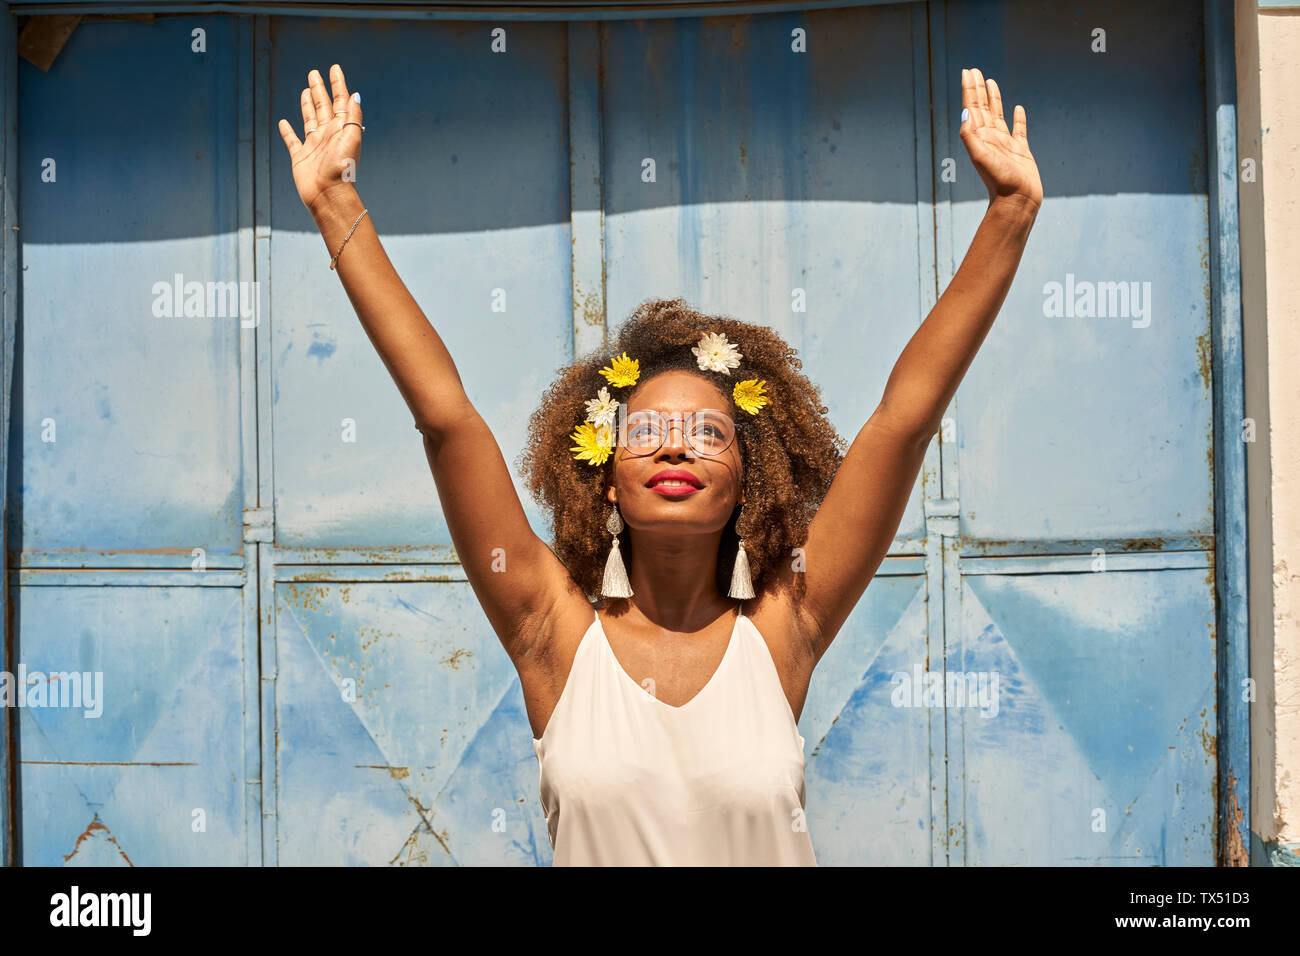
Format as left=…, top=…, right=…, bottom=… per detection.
left=646, top=468, right=703, bottom=497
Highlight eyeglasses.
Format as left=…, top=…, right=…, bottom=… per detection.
left=619, top=408, right=737, bottom=458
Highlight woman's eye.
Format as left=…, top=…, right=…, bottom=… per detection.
left=693, top=422, right=722, bottom=439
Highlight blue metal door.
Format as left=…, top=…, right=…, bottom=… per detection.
left=262, top=15, right=575, bottom=865
left=6, top=0, right=1227, bottom=865
left=933, top=0, right=1219, bottom=864
left=12, top=15, right=253, bottom=865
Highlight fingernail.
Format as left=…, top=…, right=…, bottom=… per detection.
left=352, top=91, right=360, bottom=104
left=961, top=108, right=969, bottom=123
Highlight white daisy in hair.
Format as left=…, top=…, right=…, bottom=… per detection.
left=584, top=386, right=619, bottom=428
left=692, top=331, right=742, bottom=375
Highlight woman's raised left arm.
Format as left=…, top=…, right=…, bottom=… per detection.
left=794, top=68, right=1043, bottom=660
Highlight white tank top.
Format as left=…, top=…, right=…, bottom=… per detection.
left=531, top=604, right=818, bottom=866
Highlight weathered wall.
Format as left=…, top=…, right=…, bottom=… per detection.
left=1238, top=0, right=1300, bottom=865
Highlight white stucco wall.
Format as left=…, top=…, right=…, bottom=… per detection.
left=1238, top=0, right=1299, bottom=864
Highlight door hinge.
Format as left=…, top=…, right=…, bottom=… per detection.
left=923, top=497, right=959, bottom=537
left=242, top=507, right=274, bottom=543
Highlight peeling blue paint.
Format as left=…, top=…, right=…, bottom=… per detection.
left=2, top=0, right=1251, bottom=868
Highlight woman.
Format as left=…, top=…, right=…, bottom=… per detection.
left=278, top=63, right=1042, bottom=866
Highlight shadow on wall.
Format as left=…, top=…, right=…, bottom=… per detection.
left=18, top=0, right=1208, bottom=246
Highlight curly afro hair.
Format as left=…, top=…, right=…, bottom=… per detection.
left=516, top=298, right=847, bottom=603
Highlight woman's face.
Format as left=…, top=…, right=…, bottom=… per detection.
left=605, top=370, right=744, bottom=535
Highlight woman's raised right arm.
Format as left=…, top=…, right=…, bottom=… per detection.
left=277, top=64, right=587, bottom=660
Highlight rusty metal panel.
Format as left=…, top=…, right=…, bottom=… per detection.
left=942, top=0, right=1214, bottom=548
left=13, top=1, right=920, bottom=21
left=803, top=573, right=936, bottom=864
left=1, top=0, right=17, bottom=868
left=15, top=583, right=247, bottom=865
left=10, top=14, right=254, bottom=866
left=273, top=577, right=546, bottom=864
left=956, top=568, right=1217, bottom=864
left=14, top=16, right=244, bottom=562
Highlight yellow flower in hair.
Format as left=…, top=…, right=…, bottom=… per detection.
left=599, top=353, right=640, bottom=388
left=570, top=421, right=614, bottom=466
left=733, top=379, right=769, bottom=415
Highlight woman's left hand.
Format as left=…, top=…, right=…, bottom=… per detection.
left=959, top=68, right=1043, bottom=214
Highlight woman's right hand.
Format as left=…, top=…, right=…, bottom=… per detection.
left=277, top=63, right=364, bottom=216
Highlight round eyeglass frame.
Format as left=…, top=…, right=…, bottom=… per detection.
left=616, top=407, right=738, bottom=458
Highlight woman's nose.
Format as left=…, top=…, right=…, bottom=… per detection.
left=659, top=419, right=692, bottom=455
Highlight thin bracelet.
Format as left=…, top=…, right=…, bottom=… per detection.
left=330, top=207, right=369, bottom=270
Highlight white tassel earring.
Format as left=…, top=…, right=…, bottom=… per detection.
left=601, top=505, right=633, bottom=598
left=728, top=506, right=755, bottom=600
